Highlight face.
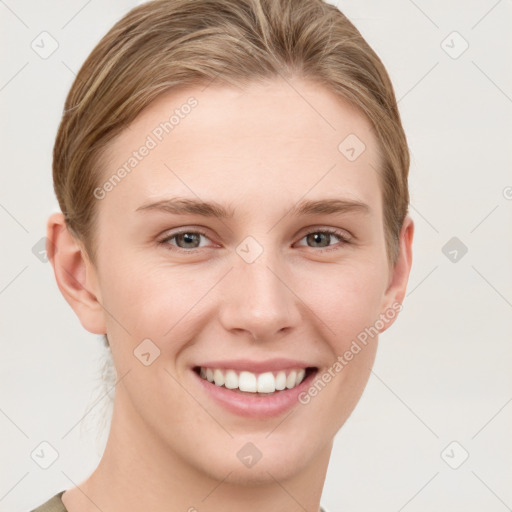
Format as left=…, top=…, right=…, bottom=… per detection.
left=77, top=77, right=410, bottom=484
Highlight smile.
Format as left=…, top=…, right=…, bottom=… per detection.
left=194, top=366, right=311, bottom=394
left=191, top=359, right=318, bottom=418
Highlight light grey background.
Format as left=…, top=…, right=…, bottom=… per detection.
left=1, top=1, right=511, bottom=511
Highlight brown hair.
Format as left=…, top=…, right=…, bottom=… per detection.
left=53, top=0, right=409, bottom=265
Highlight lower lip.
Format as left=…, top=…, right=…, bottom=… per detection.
left=193, top=369, right=317, bottom=419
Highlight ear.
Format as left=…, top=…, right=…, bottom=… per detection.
left=379, top=215, right=414, bottom=333
left=46, top=212, right=106, bottom=334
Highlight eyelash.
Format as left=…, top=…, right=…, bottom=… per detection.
left=300, top=228, right=352, bottom=252
left=158, top=227, right=351, bottom=254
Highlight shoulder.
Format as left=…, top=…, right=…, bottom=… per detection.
left=30, top=491, right=67, bottom=512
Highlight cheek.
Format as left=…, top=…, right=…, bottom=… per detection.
left=293, top=258, right=388, bottom=349
left=99, top=248, right=388, bottom=343
left=97, top=252, right=219, bottom=346
left=292, top=260, right=385, bottom=434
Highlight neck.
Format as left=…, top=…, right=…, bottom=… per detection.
left=63, top=393, right=331, bottom=512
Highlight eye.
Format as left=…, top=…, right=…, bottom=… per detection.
left=160, top=230, right=213, bottom=251
left=296, top=228, right=351, bottom=251
left=158, top=227, right=351, bottom=253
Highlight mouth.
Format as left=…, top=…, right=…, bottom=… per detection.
left=192, top=366, right=318, bottom=396
left=191, top=358, right=319, bottom=418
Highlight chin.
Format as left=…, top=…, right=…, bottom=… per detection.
left=191, top=433, right=323, bottom=486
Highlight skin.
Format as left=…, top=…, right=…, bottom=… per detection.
left=48, top=77, right=413, bottom=512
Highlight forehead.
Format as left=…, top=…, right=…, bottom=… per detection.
left=99, top=78, right=382, bottom=216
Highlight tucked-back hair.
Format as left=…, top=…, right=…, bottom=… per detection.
left=53, top=0, right=409, bottom=265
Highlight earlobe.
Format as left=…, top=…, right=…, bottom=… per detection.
left=46, top=212, right=106, bottom=334
left=379, top=215, right=414, bottom=333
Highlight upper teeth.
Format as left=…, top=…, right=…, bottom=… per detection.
left=198, top=367, right=306, bottom=393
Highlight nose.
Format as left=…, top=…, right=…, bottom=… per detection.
left=218, top=249, right=302, bottom=341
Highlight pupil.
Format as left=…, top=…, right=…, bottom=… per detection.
left=308, top=232, right=329, bottom=247
left=179, top=233, right=199, bottom=248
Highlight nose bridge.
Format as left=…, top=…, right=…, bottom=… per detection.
left=218, top=242, right=301, bottom=339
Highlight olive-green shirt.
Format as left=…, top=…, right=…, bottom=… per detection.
left=31, top=490, right=331, bottom=511
left=31, top=491, right=66, bottom=512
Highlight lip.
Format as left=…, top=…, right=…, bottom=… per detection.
left=194, top=358, right=314, bottom=373
left=192, top=361, right=318, bottom=419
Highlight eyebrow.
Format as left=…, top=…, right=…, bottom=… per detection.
left=136, top=197, right=370, bottom=218
left=136, top=197, right=235, bottom=218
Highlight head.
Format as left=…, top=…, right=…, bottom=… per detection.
left=48, top=0, right=413, bottom=486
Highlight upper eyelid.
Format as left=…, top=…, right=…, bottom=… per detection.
left=159, top=225, right=212, bottom=239
left=296, top=228, right=351, bottom=246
